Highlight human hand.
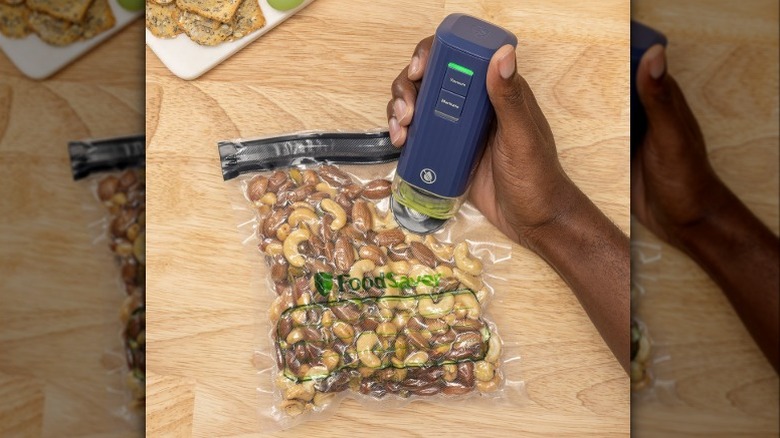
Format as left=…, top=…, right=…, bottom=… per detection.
left=387, top=37, right=581, bottom=247
left=632, top=44, right=729, bottom=246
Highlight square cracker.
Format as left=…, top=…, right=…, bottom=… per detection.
left=0, top=3, right=30, bottom=38
left=26, top=0, right=95, bottom=23
left=27, top=10, right=82, bottom=46
left=79, top=0, right=115, bottom=39
left=230, top=0, right=265, bottom=40
left=175, top=0, right=242, bottom=24
left=146, top=2, right=181, bottom=39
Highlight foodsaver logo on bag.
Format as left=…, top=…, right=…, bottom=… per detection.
left=314, top=271, right=442, bottom=296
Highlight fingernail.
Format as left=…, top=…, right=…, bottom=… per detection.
left=393, top=99, right=408, bottom=121
left=497, top=46, right=516, bottom=79
left=389, top=117, right=400, bottom=143
left=409, top=56, right=420, bottom=76
left=646, top=44, right=666, bottom=80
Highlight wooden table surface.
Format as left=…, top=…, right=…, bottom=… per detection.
left=631, top=1, right=779, bottom=436
left=146, top=1, right=630, bottom=436
left=0, top=21, right=145, bottom=437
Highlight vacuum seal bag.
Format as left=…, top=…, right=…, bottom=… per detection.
left=219, top=130, right=521, bottom=429
left=69, top=135, right=146, bottom=421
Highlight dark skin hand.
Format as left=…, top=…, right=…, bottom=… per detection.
left=388, top=37, right=631, bottom=373
left=634, top=45, right=779, bottom=373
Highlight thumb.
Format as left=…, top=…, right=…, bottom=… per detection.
left=637, top=44, right=707, bottom=159
left=486, top=45, right=528, bottom=130
left=636, top=44, right=685, bottom=141
left=486, top=45, right=551, bottom=153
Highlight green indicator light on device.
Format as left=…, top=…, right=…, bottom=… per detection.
left=447, top=62, right=474, bottom=76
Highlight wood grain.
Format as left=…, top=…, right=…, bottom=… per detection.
left=146, top=1, right=630, bottom=436
left=0, top=21, right=144, bottom=437
left=631, top=1, right=779, bottom=436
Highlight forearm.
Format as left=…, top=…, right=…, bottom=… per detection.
left=525, top=182, right=631, bottom=372
left=674, top=184, right=780, bottom=372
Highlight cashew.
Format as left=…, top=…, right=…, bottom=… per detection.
left=321, top=309, right=335, bottom=327
left=404, top=232, right=423, bottom=244
left=442, top=364, right=458, bottom=382
left=408, top=264, right=436, bottom=294
left=285, top=381, right=315, bottom=401
left=286, top=327, right=305, bottom=344
left=280, top=399, right=305, bottom=416
left=313, top=391, right=335, bottom=407
left=435, top=265, right=454, bottom=279
left=315, top=182, right=337, bottom=197
left=454, top=292, right=481, bottom=319
left=389, top=260, right=411, bottom=275
left=265, top=242, right=283, bottom=257
left=376, top=321, right=397, bottom=338
left=356, top=331, right=382, bottom=368
left=476, top=374, right=501, bottom=393
left=290, top=201, right=315, bottom=211
left=322, top=349, right=340, bottom=371
left=332, top=321, right=355, bottom=344
left=320, top=199, right=346, bottom=230
left=289, top=208, right=319, bottom=228
left=454, top=268, right=483, bottom=291
left=454, top=242, right=482, bottom=276
left=474, top=360, right=495, bottom=382
left=260, top=192, right=277, bottom=205
left=425, top=235, right=454, bottom=261
left=485, top=333, right=502, bottom=364
left=282, top=228, right=310, bottom=267
left=368, top=203, right=398, bottom=231
left=417, top=294, right=455, bottom=319
left=403, top=351, right=429, bottom=367
left=349, top=259, right=376, bottom=280
left=276, top=223, right=292, bottom=241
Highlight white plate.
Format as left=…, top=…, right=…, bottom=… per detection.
left=146, top=0, right=315, bottom=80
left=0, top=1, right=142, bottom=80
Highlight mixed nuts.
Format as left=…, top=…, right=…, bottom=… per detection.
left=245, top=165, right=502, bottom=417
left=98, top=168, right=146, bottom=407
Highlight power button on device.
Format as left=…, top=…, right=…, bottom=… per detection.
left=435, top=62, right=473, bottom=121
left=442, top=62, right=472, bottom=95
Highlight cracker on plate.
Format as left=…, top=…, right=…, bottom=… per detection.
left=175, top=0, right=241, bottom=24
left=230, top=0, right=265, bottom=40
left=80, top=0, right=115, bottom=39
left=146, top=2, right=181, bottom=39
left=26, top=0, right=95, bottom=23
left=0, top=3, right=30, bottom=38
left=178, top=9, right=232, bottom=46
left=27, top=10, right=82, bottom=46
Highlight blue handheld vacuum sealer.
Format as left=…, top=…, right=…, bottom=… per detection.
left=391, top=13, right=518, bottom=234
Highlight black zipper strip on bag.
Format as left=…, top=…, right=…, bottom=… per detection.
left=69, top=135, right=145, bottom=180
left=218, top=131, right=399, bottom=181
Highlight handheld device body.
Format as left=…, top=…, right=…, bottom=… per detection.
left=631, top=20, right=667, bottom=155
left=391, top=13, right=517, bottom=233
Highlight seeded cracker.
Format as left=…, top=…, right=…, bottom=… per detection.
left=230, top=0, right=265, bottom=40
left=153, top=0, right=175, bottom=4
left=27, top=0, right=95, bottom=24
left=146, top=2, right=181, bottom=38
left=175, top=0, right=242, bottom=24
left=0, top=3, right=30, bottom=38
left=177, top=9, right=232, bottom=46
left=27, top=10, right=82, bottom=46
left=80, top=0, right=115, bottom=40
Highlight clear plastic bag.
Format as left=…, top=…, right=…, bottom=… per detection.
left=219, top=130, right=520, bottom=429
left=69, top=135, right=146, bottom=425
